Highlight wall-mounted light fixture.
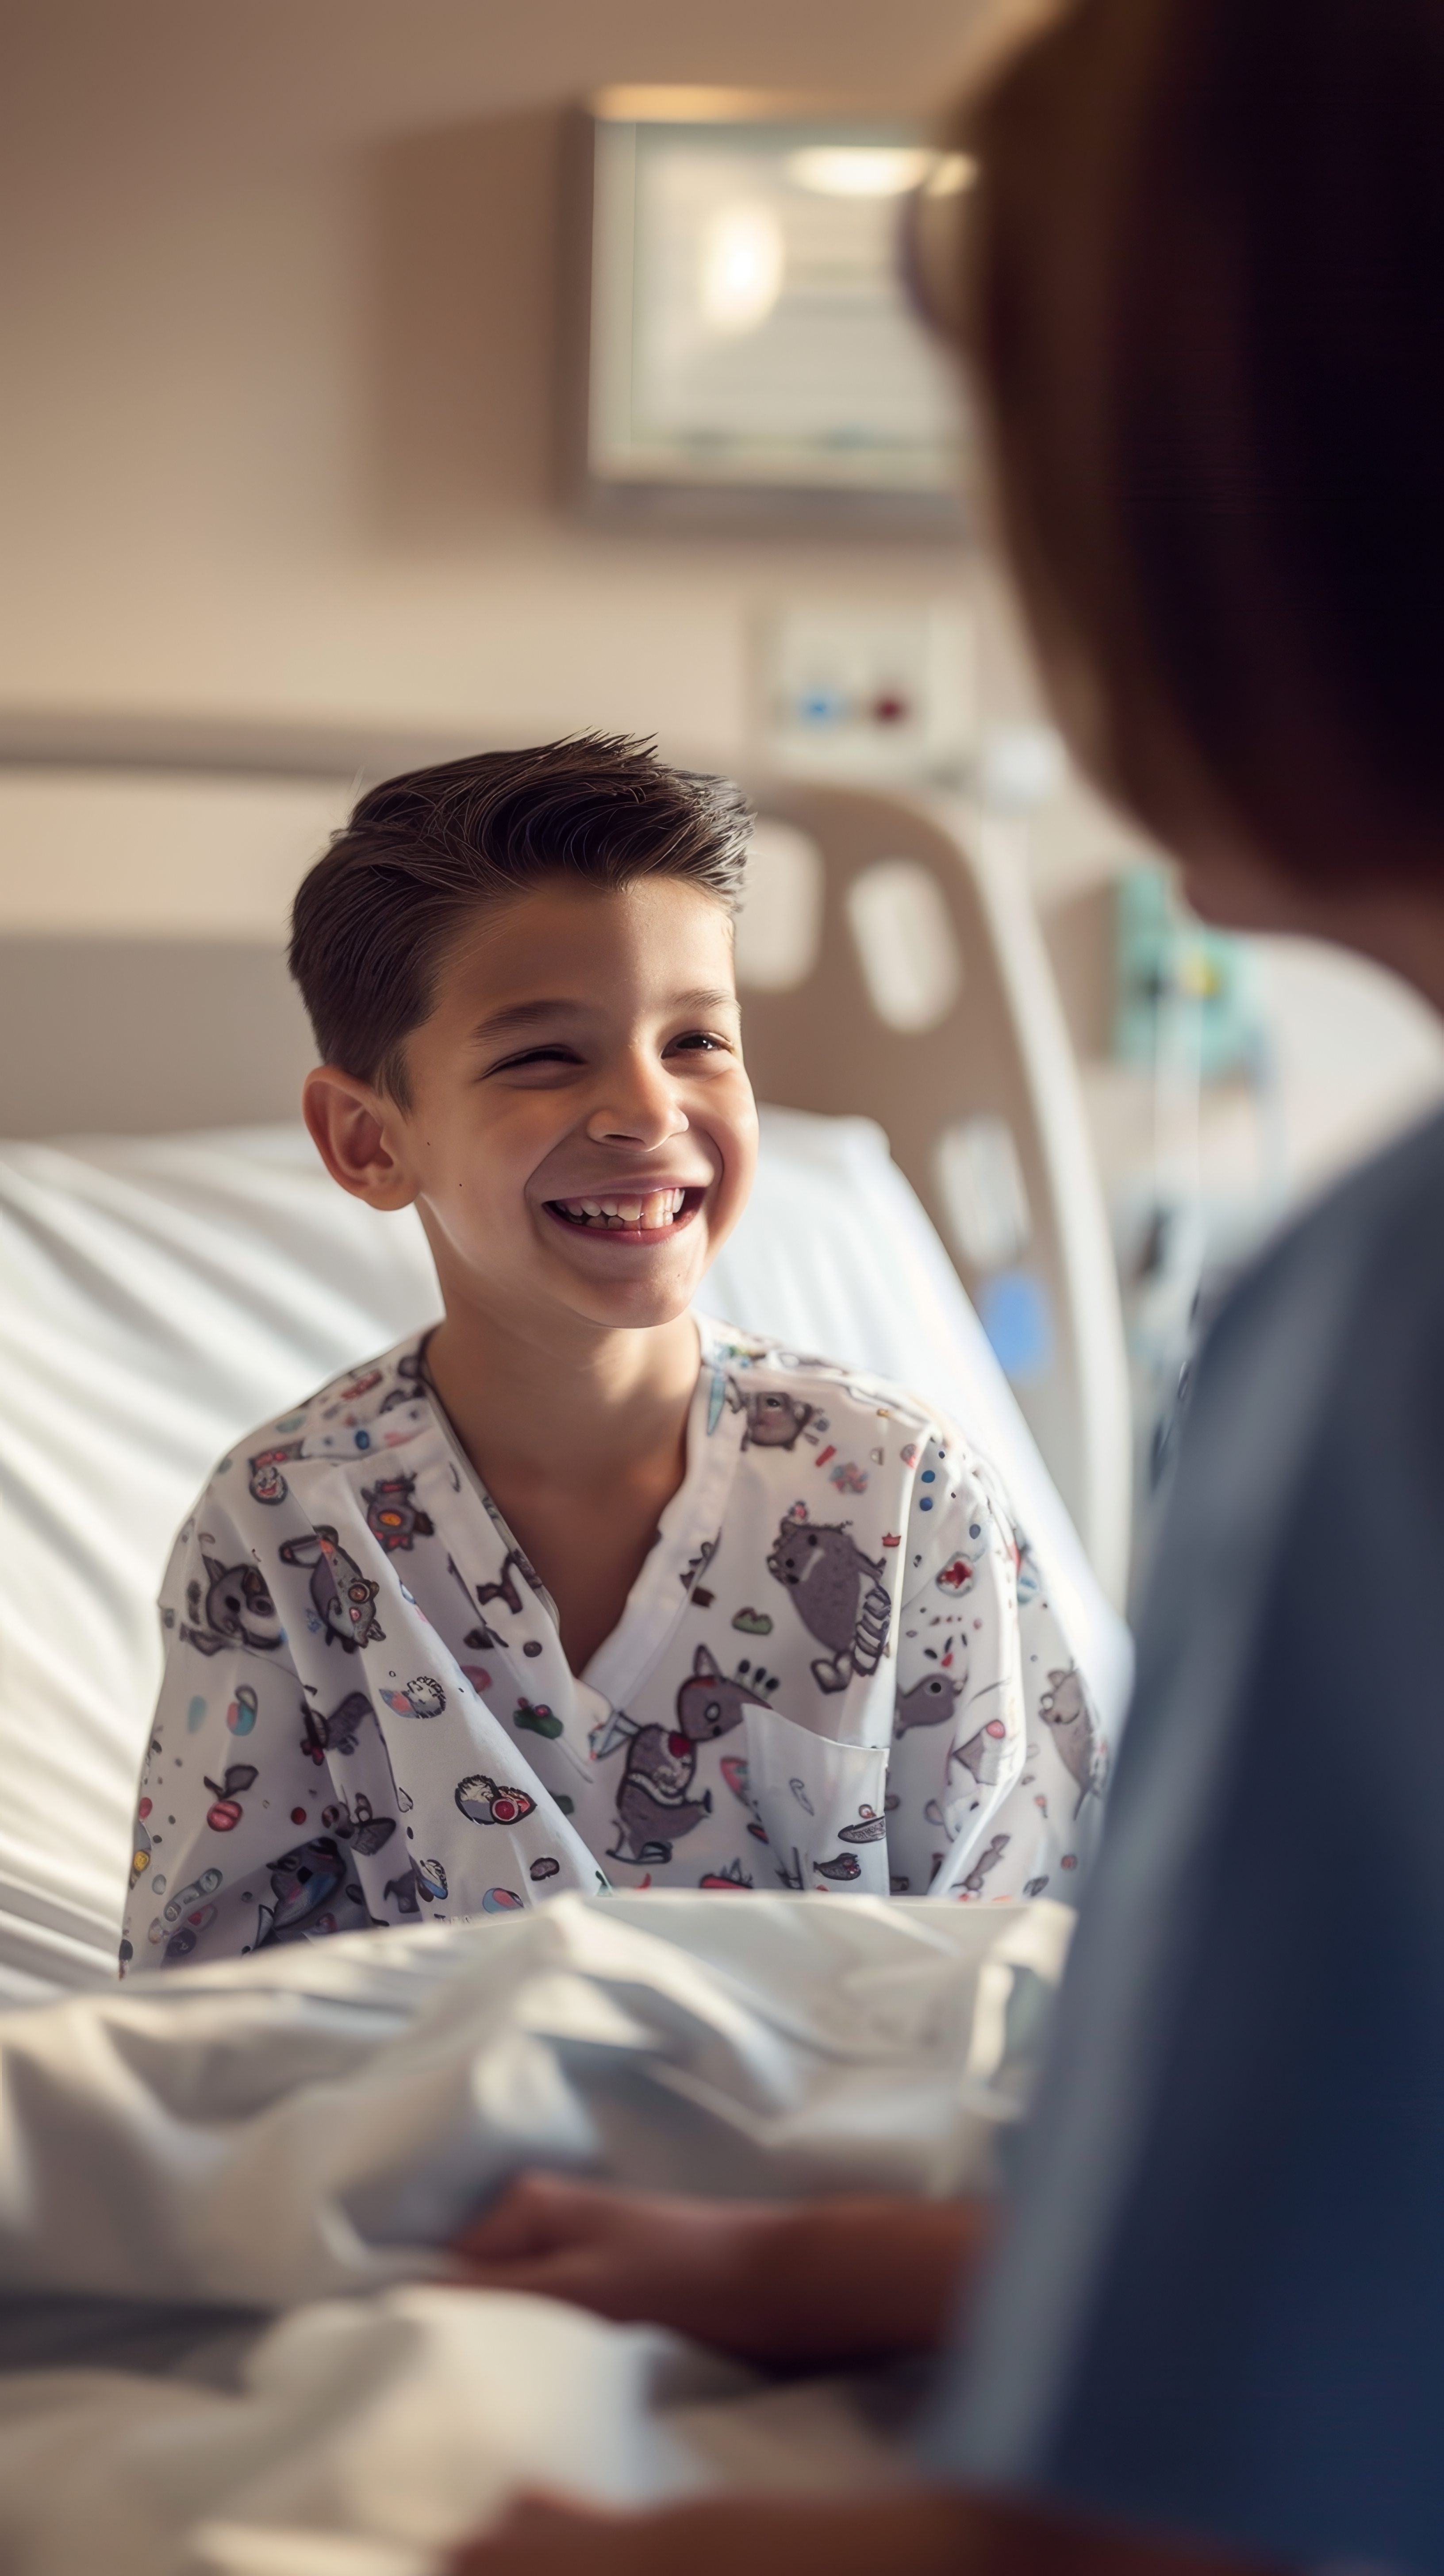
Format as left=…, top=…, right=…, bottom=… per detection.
left=563, top=88, right=972, bottom=535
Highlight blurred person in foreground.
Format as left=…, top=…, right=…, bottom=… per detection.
left=450, top=0, right=1444, bottom=2566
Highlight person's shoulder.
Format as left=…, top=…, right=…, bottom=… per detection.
left=200, top=1333, right=434, bottom=1514
left=1210, top=1106, right=1444, bottom=1372
left=1155, top=1106, right=1444, bottom=1538
left=695, top=1315, right=957, bottom=1440
left=1273, top=1103, right=1444, bottom=1270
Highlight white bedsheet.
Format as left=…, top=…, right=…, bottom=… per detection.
left=0, top=1108, right=1130, bottom=2005
left=0, top=2293, right=908, bottom=2576
left=0, top=1891, right=1069, bottom=2574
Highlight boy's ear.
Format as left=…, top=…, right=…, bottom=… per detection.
left=302, top=1066, right=419, bottom=1211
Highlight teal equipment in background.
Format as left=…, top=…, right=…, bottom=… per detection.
left=1114, top=866, right=1261, bottom=1081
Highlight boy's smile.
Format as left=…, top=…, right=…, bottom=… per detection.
left=305, top=876, right=758, bottom=1343
left=545, top=1184, right=707, bottom=1244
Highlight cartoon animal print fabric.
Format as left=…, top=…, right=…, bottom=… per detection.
left=766, top=1512, right=891, bottom=1691
left=1039, top=1663, right=1107, bottom=1815
left=600, top=1645, right=761, bottom=1864
left=278, top=1529, right=385, bottom=1652
left=119, top=1322, right=1104, bottom=1974
left=362, top=1472, right=434, bottom=1554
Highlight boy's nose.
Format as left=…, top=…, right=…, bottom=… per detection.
left=585, top=1054, right=689, bottom=1150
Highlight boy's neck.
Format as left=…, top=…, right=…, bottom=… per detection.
left=422, top=1300, right=703, bottom=1501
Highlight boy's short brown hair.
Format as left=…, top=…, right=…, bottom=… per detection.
left=289, top=734, right=751, bottom=1103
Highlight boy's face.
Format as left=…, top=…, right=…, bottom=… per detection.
left=311, top=878, right=758, bottom=1341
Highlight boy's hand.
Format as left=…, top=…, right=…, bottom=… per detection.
left=449, top=2173, right=988, bottom=2365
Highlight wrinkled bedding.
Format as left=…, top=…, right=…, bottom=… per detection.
left=0, top=1892, right=1069, bottom=2573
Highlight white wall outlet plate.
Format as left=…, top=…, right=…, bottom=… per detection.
left=757, top=601, right=974, bottom=784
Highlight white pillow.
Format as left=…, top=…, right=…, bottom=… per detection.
left=0, top=1108, right=1129, bottom=2003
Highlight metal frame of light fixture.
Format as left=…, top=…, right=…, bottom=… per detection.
left=561, top=86, right=972, bottom=538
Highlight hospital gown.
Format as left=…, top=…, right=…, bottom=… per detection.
left=924, top=1105, right=1444, bottom=2572
left=119, top=1318, right=1101, bottom=1970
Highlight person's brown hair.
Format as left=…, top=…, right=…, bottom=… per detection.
left=942, top=0, right=1444, bottom=879
left=289, top=735, right=751, bottom=1102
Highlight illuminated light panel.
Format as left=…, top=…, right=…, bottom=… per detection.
left=700, top=204, right=786, bottom=334
left=788, top=146, right=932, bottom=197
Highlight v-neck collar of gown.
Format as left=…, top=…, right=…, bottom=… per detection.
left=416, top=1321, right=745, bottom=1713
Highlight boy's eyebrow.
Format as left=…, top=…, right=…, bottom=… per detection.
left=469, top=988, right=738, bottom=1043
left=669, top=987, right=739, bottom=1015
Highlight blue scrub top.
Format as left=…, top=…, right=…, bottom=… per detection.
left=924, top=1106, right=1444, bottom=2574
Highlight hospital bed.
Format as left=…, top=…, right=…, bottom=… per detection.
left=0, top=710, right=1130, bottom=1594
left=0, top=717, right=1131, bottom=2571
left=0, top=1890, right=1073, bottom=2576
left=0, top=713, right=1130, bottom=1996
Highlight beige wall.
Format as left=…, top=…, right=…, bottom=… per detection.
left=3, top=0, right=1144, bottom=988
left=0, top=0, right=1017, bottom=776
left=6, top=6, right=1441, bottom=1357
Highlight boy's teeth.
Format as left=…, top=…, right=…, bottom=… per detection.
left=559, top=1187, right=690, bottom=1229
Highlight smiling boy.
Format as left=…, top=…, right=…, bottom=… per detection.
left=120, top=737, right=1102, bottom=1970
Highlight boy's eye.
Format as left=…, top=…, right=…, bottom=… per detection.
left=485, top=1028, right=734, bottom=1079
left=488, top=1045, right=582, bottom=1076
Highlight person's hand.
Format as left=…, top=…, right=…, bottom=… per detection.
left=449, top=2490, right=975, bottom=2576
left=450, top=2171, right=795, bottom=2359
left=448, top=2490, right=1288, bottom=2576
left=449, top=2172, right=988, bottom=2365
